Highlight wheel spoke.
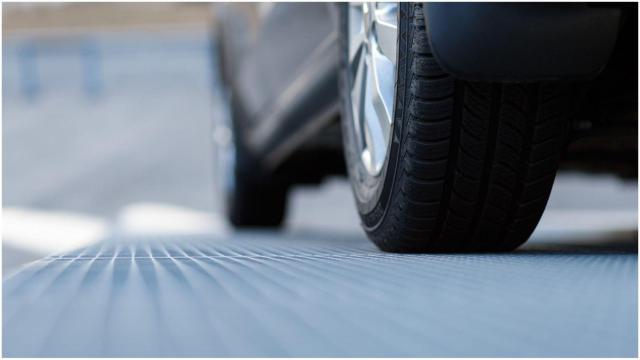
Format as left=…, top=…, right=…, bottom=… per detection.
left=372, top=4, right=398, bottom=64
left=351, top=45, right=367, bottom=140
left=363, top=55, right=388, bottom=173
left=370, top=42, right=395, bottom=126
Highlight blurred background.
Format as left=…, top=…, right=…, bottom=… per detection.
left=3, top=3, right=638, bottom=274
left=2, top=3, right=362, bottom=273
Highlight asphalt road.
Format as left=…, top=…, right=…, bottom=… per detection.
left=3, top=28, right=638, bottom=356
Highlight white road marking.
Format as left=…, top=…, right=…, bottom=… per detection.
left=3, top=207, right=108, bottom=254
left=113, top=202, right=228, bottom=235
left=3, top=203, right=228, bottom=256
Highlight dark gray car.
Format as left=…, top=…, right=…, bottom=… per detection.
left=215, top=2, right=637, bottom=252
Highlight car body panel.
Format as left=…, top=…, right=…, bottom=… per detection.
left=423, top=3, right=623, bottom=81
left=216, top=3, right=340, bottom=169
left=216, top=2, right=636, bottom=177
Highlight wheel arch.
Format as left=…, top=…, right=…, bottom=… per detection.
left=422, top=3, right=626, bottom=82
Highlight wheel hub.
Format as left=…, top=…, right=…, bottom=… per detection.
left=348, top=2, right=398, bottom=175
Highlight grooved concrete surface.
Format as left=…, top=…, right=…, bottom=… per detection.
left=3, top=232, right=637, bottom=357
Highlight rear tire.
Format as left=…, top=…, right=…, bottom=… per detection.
left=227, top=171, right=288, bottom=228
left=220, top=85, right=288, bottom=229
left=340, top=3, right=579, bottom=252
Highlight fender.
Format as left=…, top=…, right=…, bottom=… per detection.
left=423, top=3, right=624, bottom=82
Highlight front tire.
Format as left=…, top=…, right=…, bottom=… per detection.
left=340, top=3, right=578, bottom=252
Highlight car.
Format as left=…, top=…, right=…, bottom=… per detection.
left=214, top=2, right=637, bottom=252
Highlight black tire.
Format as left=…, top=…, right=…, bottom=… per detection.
left=222, top=86, right=288, bottom=229
left=340, top=3, right=579, bottom=252
left=227, top=170, right=288, bottom=228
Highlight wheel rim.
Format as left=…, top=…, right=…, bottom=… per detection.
left=348, top=2, right=398, bottom=176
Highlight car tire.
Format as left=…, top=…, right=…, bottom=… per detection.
left=227, top=171, right=288, bottom=228
left=218, top=91, right=289, bottom=229
left=340, top=3, right=579, bottom=252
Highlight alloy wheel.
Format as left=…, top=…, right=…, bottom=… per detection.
left=347, top=2, right=398, bottom=175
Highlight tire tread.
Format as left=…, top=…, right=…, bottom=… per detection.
left=367, top=4, right=572, bottom=252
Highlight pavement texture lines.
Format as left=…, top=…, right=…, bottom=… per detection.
left=3, top=232, right=637, bottom=357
